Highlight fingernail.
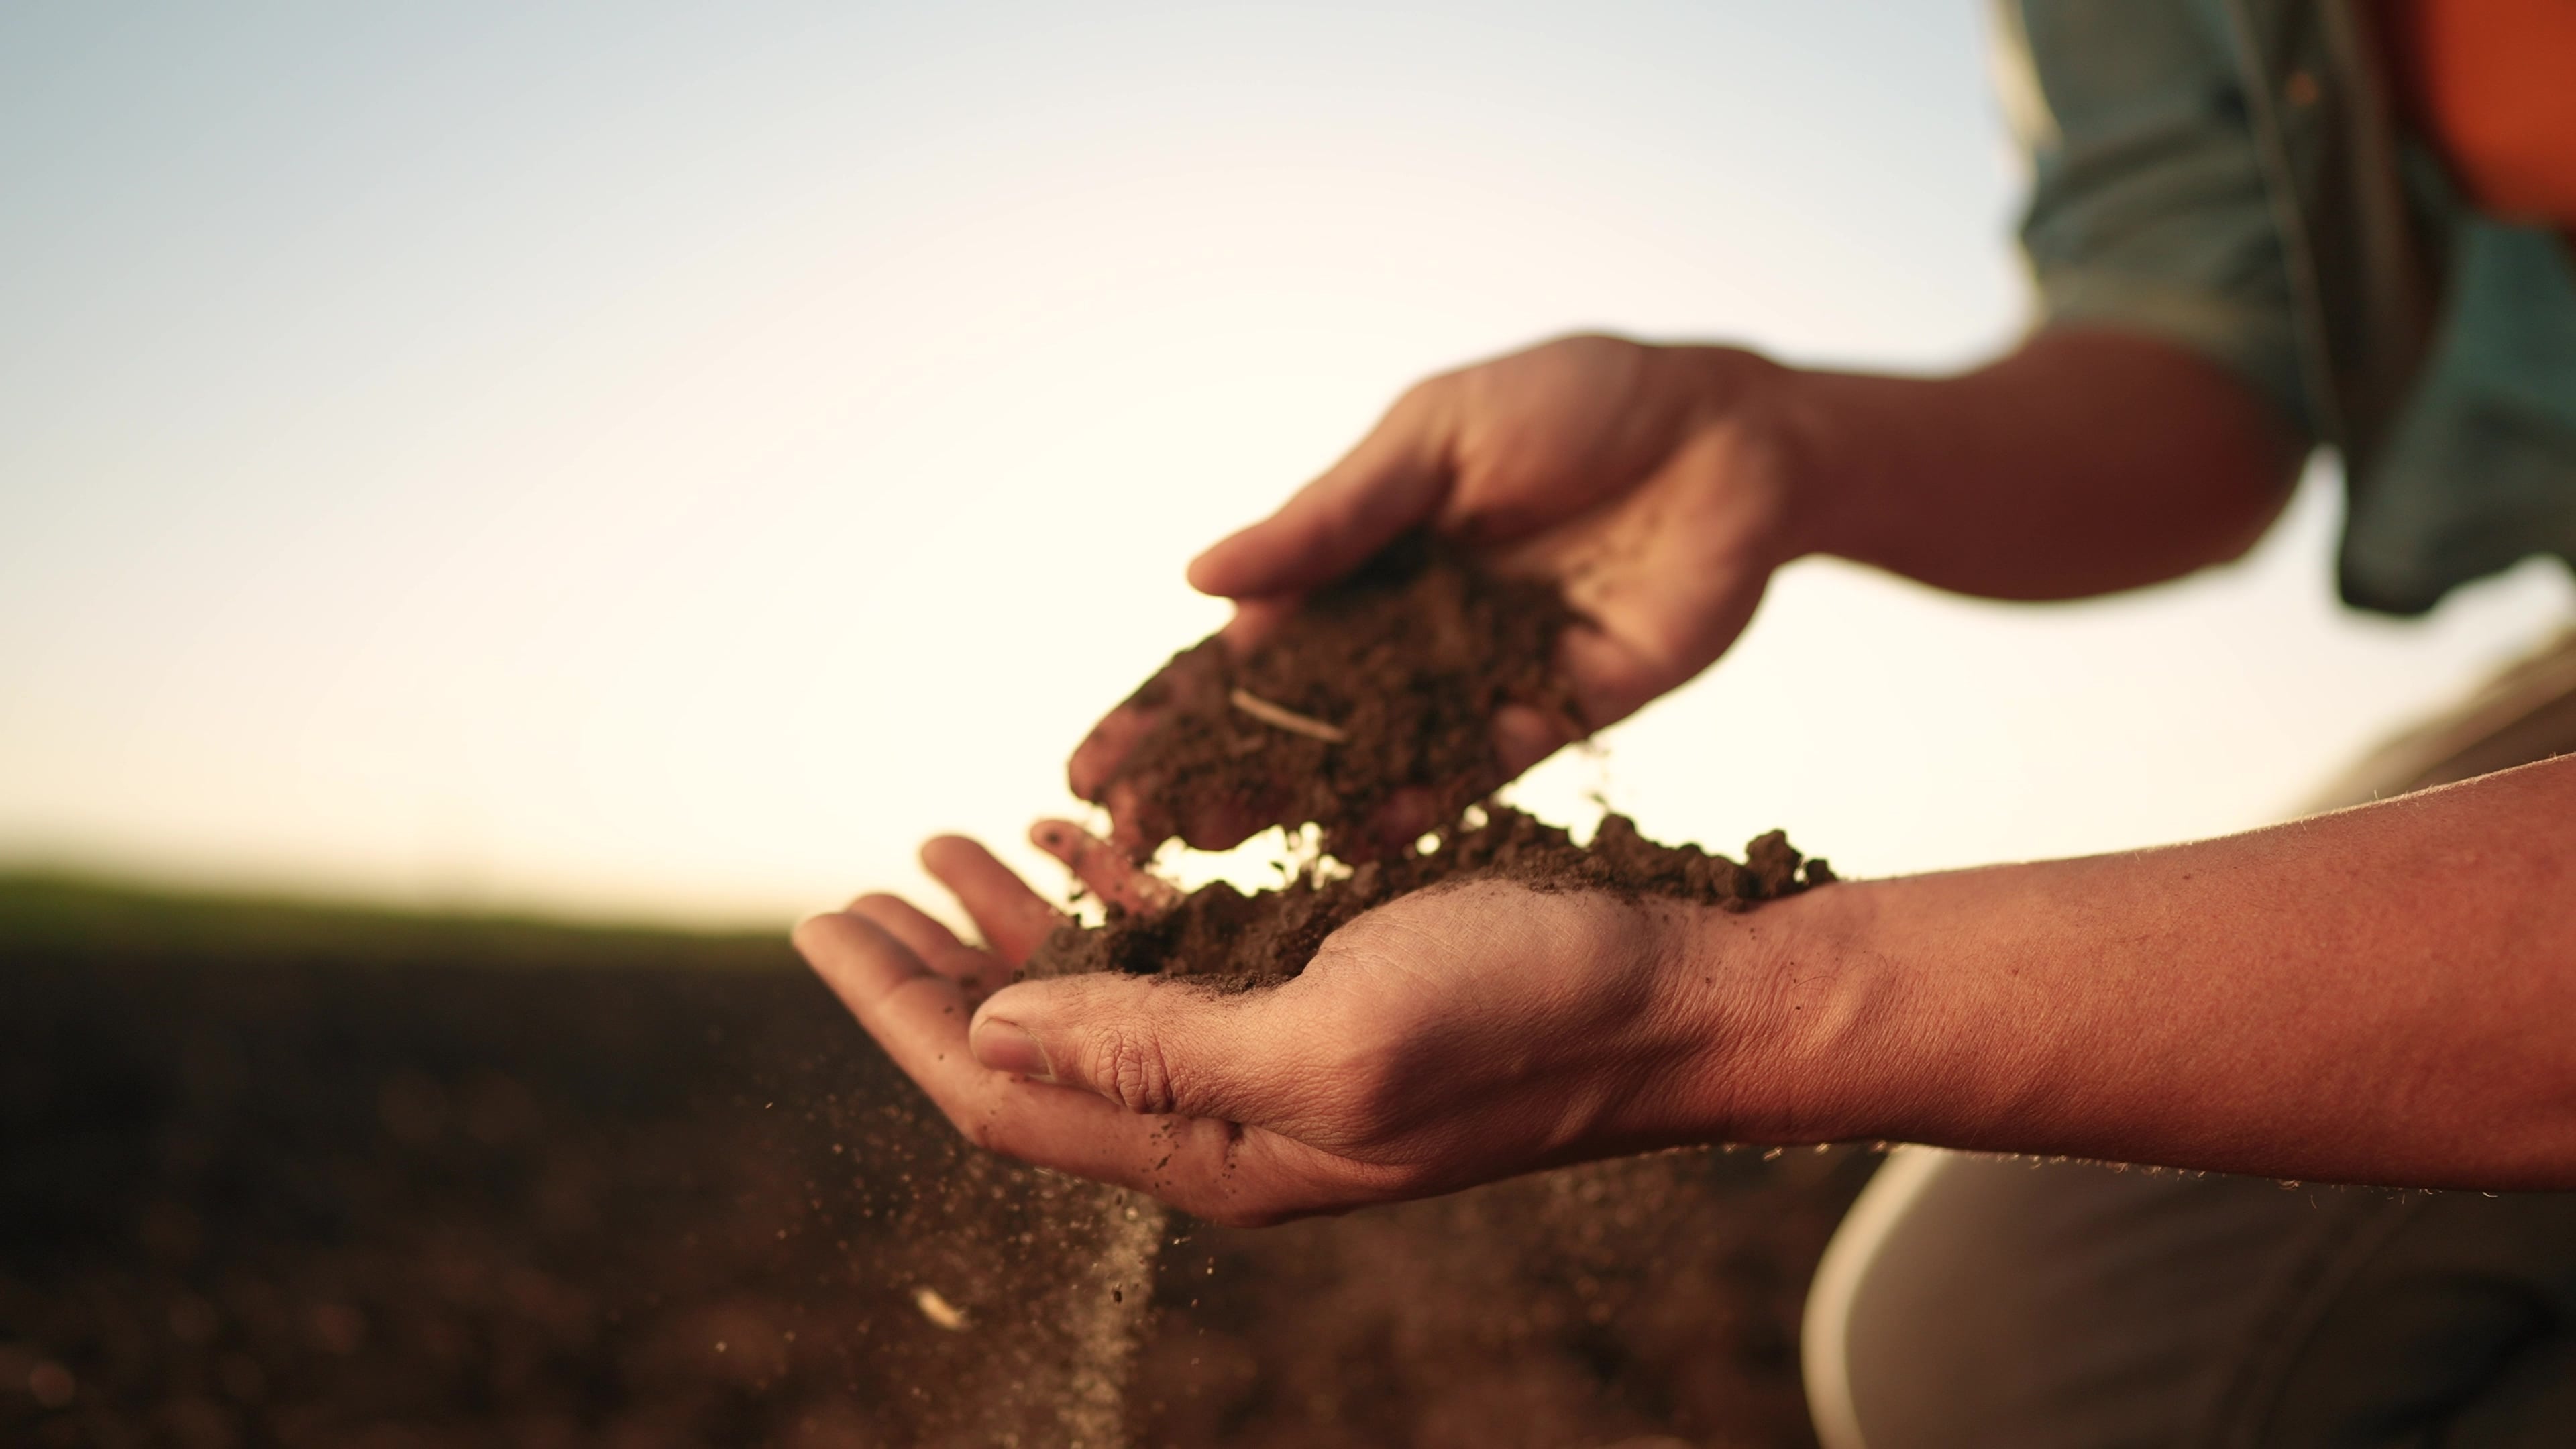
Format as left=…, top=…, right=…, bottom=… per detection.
left=972, top=1018, right=1053, bottom=1081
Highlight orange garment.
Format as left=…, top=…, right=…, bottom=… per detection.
left=2377, top=0, right=2576, bottom=228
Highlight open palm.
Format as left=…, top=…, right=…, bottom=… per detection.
left=794, top=822, right=1750, bottom=1226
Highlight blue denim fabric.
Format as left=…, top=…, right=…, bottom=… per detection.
left=1996, top=0, right=2576, bottom=614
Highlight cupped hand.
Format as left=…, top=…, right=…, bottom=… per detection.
left=1071, top=333, right=1807, bottom=852
left=795, top=822, right=1795, bottom=1227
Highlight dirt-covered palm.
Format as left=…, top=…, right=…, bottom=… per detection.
left=794, top=822, right=1773, bottom=1227
left=1071, top=333, right=1802, bottom=854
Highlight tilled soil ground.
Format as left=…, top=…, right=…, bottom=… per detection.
left=1, top=877, right=1873, bottom=1448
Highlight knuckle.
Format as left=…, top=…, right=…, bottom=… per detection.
left=1079, top=1026, right=1181, bottom=1116
left=1396, top=372, right=1446, bottom=409
left=1392, top=373, right=1457, bottom=428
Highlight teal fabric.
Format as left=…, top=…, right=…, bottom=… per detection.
left=2009, top=0, right=2312, bottom=433
left=2359, top=221, right=2576, bottom=612
left=1998, top=0, right=2576, bottom=614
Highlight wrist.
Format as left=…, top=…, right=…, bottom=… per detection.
left=1664, top=877, right=1931, bottom=1147
left=1745, top=360, right=1909, bottom=570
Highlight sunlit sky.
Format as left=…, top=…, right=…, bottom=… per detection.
left=5, top=3, right=2570, bottom=930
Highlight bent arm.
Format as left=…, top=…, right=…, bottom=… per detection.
left=1774, top=327, right=2310, bottom=600
left=1717, top=755, right=2576, bottom=1189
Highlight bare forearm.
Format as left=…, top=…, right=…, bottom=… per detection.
left=1766, top=328, right=2308, bottom=599
left=1721, top=757, right=2576, bottom=1189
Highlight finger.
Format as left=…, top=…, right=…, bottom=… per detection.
left=1493, top=702, right=1577, bottom=777
left=1212, top=596, right=1295, bottom=651
left=1032, top=820, right=1183, bottom=916
left=1069, top=600, right=1299, bottom=813
left=845, top=894, right=1010, bottom=1000
left=920, top=835, right=1062, bottom=966
left=1069, top=637, right=1232, bottom=804
left=794, top=912, right=1379, bottom=1226
left=844, top=890, right=959, bottom=957
left=1093, top=780, right=1276, bottom=860
left=1186, top=385, right=1453, bottom=598
left=1365, top=786, right=1440, bottom=852
left=1067, top=704, right=1158, bottom=806
left=796, top=911, right=1167, bottom=1172
left=1172, top=791, right=1287, bottom=855
left=1556, top=625, right=1667, bottom=731
left=795, top=910, right=998, bottom=1109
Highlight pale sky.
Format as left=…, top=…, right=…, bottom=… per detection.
left=4, top=3, right=2570, bottom=929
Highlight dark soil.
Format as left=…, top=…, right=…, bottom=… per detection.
left=1099, top=533, right=1583, bottom=863
left=0, top=875, right=1874, bottom=1448
left=1030, top=806, right=1833, bottom=983
left=1053, top=534, right=1831, bottom=985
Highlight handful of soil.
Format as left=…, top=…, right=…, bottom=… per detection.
left=1043, top=533, right=1830, bottom=985
left=1097, top=532, right=1582, bottom=864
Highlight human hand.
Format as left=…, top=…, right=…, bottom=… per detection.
left=794, top=822, right=1812, bottom=1226
left=1072, top=333, right=1807, bottom=853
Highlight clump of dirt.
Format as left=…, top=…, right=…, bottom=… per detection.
left=1030, top=807, right=1831, bottom=984
left=1098, top=532, right=1583, bottom=863
left=1052, top=535, right=1831, bottom=985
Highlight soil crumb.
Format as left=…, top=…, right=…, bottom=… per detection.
left=1030, top=806, right=1833, bottom=984
left=1099, top=533, right=1583, bottom=863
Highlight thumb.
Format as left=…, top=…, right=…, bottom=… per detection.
left=1187, top=382, right=1453, bottom=599
left=969, top=974, right=1293, bottom=1121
